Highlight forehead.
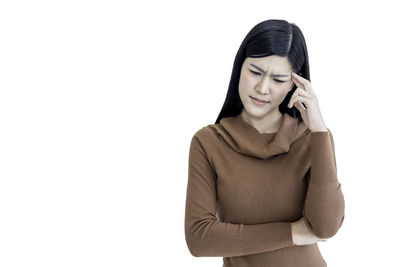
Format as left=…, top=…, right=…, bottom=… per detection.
left=245, top=55, right=292, bottom=73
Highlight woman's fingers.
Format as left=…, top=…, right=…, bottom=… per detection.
left=288, top=94, right=311, bottom=108
left=288, top=87, right=310, bottom=108
left=291, top=72, right=308, bottom=91
left=291, top=72, right=315, bottom=96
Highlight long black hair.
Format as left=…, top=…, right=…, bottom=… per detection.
left=215, top=19, right=310, bottom=124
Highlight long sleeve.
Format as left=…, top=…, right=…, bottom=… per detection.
left=302, top=128, right=345, bottom=239
left=184, top=133, right=295, bottom=257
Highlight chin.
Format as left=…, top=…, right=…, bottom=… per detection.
left=244, top=105, right=270, bottom=118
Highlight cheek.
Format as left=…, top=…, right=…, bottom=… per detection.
left=238, top=77, right=252, bottom=99
left=272, top=86, right=290, bottom=101
left=240, top=73, right=258, bottom=89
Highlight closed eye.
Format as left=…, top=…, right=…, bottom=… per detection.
left=249, top=70, right=262, bottom=76
left=249, top=70, right=286, bottom=83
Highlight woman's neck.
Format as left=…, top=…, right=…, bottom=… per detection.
left=240, top=109, right=283, bottom=134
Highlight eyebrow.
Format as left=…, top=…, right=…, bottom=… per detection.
left=249, top=63, right=290, bottom=77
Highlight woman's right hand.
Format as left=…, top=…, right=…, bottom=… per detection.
left=290, top=217, right=328, bottom=246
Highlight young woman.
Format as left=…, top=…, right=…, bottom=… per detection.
left=184, top=19, right=345, bottom=267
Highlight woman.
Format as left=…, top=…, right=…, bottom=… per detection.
left=184, top=19, right=345, bottom=267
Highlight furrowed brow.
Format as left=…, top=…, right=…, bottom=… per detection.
left=249, top=63, right=290, bottom=77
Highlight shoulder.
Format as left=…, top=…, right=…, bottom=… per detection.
left=297, top=119, right=334, bottom=138
left=189, top=123, right=223, bottom=154
left=310, top=128, right=335, bottom=149
left=309, top=128, right=334, bottom=140
left=191, top=123, right=222, bottom=142
left=293, top=120, right=335, bottom=148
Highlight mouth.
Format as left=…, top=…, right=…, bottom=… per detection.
left=250, top=96, right=269, bottom=104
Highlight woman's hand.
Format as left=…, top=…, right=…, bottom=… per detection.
left=287, top=72, right=328, bottom=132
left=291, top=217, right=328, bottom=246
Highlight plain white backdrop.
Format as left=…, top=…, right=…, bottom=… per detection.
left=1, top=0, right=399, bottom=266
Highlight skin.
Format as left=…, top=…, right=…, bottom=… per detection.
left=238, top=55, right=295, bottom=133
left=238, top=55, right=328, bottom=133
left=238, top=55, right=329, bottom=245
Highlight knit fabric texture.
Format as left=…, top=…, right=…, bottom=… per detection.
left=184, top=112, right=345, bottom=267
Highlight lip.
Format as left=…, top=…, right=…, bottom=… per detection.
left=250, top=96, right=269, bottom=105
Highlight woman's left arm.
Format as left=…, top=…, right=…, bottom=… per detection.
left=288, top=72, right=345, bottom=239
left=302, top=129, right=345, bottom=239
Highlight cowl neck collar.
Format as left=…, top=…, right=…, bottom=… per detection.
left=215, top=112, right=309, bottom=159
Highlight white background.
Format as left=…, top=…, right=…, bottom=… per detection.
left=1, top=0, right=399, bottom=266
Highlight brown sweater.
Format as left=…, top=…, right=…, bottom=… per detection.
left=184, top=112, right=345, bottom=267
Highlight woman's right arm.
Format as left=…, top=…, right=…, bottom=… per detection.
left=184, top=133, right=295, bottom=257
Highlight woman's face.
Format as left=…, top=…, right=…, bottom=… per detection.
left=238, top=55, right=295, bottom=118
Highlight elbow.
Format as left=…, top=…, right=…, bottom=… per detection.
left=313, top=220, right=343, bottom=239
left=304, top=185, right=346, bottom=239
left=185, top=225, right=205, bottom=257
left=307, top=213, right=345, bottom=239
left=185, top=232, right=201, bottom=257
left=185, top=234, right=206, bottom=257
left=187, top=244, right=202, bottom=257
left=185, top=218, right=219, bottom=257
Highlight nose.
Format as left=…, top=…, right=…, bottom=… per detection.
left=256, top=76, right=271, bottom=95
